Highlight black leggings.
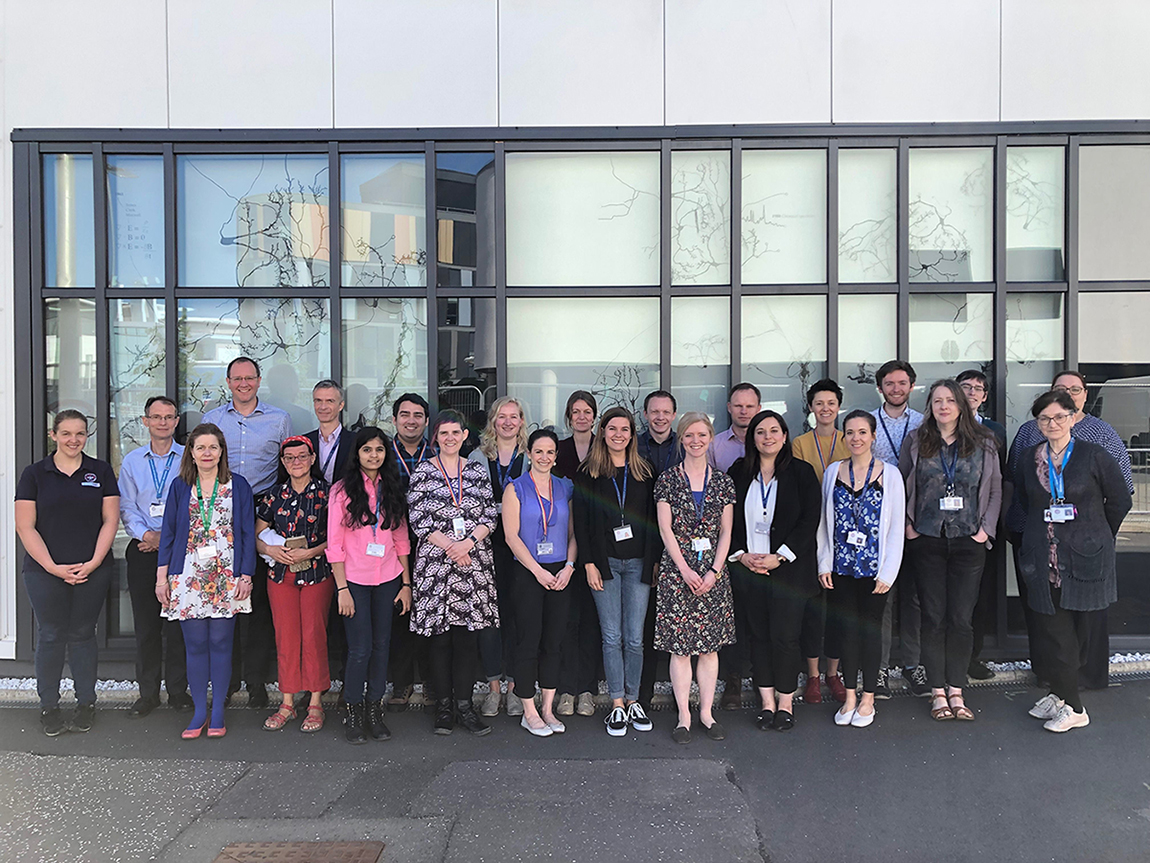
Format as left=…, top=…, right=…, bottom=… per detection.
left=427, top=626, right=479, bottom=702
left=512, top=561, right=572, bottom=699
left=800, top=589, right=842, bottom=661
left=826, top=574, right=889, bottom=693
left=734, top=565, right=805, bottom=696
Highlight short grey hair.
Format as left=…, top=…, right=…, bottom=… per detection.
left=312, top=379, right=345, bottom=401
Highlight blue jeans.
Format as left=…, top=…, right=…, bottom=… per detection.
left=342, top=579, right=400, bottom=704
left=591, top=557, right=649, bottom=701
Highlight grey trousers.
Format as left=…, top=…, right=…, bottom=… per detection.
left=880, top=559, right=922, bottom=670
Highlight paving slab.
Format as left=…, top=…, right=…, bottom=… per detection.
left=204, top=762, right=368, bottom=820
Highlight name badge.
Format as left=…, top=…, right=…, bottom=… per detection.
left=1045, top=504, right=1077, bottom=524
left=149, top=502, right=165, bottom=518
left=847, top=530, right=867, bottom=547
left=939, top=496, right=964, bottom=511
left=196, top=545, right=218, bottom=561
left=753, top=521, right=771, bottom=536
left=452, top=516, right=467, bottom=539
left=613, top=524, right=634, bottom=541
left=691, top=537, right=712, bottom=552
left=366, top=542, right=387, bottom=558
left=495, top=502, right=503, bottom=514
left=536, top=541, right=554, bottom=557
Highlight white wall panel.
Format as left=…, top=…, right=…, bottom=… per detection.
left=1002, top=0, right=1150, bottom=121
left=666, top=0, right=830, bottom=125
left=832, top=0, right=1000, bottom=123
left=168, top=0, right=333, bottom=128
left=334, top=0, right=498, bottom=128
left=499, top=0, right=663, bottom=126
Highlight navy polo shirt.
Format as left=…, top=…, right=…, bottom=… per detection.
left=16, top=454, right=119, bottom=573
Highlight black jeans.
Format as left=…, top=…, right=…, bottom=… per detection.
left=719, top=563, right=752, bottom=682
left=558, top=570, right=601, bottom=697
left=125, top=540, right=187, bottom=700
left=1030, top=584, right=1094, bottom=711
left=342, top=579, right=400, bottom=704
left=427, top=625, right=480, bottom=702
left=910, top=534, right=986, bottom=689
left=388, top=603, right=430, bottom=691
left=826, top=574, right=889, bottom=693
left=478, top=540, right=516, bottom=683
left=230, top=556, right=274, bottom=694
left=800, top=589, right=841, bottom=662
left=512, top=561, right=572, bottom=699
left=734, top=566, right=805, bottom=695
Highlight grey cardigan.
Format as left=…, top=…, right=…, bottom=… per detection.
left=898, top=431, right=1002, bottom=545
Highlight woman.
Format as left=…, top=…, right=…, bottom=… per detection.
left=155, top=423, right=256, bottom=739
left=555, top=390, right=597, bottom=480
left=408, top=410, right=500, bottom=736
left=816, top=411, right=905, bottom=728
left=727, top=411, right=820, bottom=733
left=469, top=396, right=529, bottom=717
left=791, top=379, right=851, bottom=705
left=1015, top=391, right=1130, bottom=732
left=327, top=427, right=411, bottom=744
left=574, top=406, right=659, bottom=737
left=15, top=410, right=119, bottom=737
left=255, top=436, right=332, bottom=733
left=900, top=380, right=1001, bottom=722
left=502, top=429, right=577, bottom=737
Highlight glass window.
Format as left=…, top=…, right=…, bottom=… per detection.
left=740, top=295, right=827, bottom=431
left=505, top=152, right=660, bottom=287
left=107, top=155, right=164, bottom=287
left=908, top=293, right=994, bottom=409
left=436, top=153, right=495, bottom=288
left=342, top=154, right=426, bottom=289
left=1079, top=146, right=1150, bottom=281
left=909, top=148, right=993, bottom=283
left=1005, top=292, right=1064, bottom=439
left=177, top=298, right=331, bottom=432
left=45, top=297, right=97, bottom=454
left=741, top=149, right=826, bottom=285
left=671, top=296, right=730, bottom=422
left=671, top=150, right=731, bottom=286
left=439, top=298, right=496, bottom=429
left=109, top=298, right=167, bottom=470
left=507, top=297, right=659, bottom=428
left=178, top=155, right=330, bottom=288
left=43, top=154, right=95, bottom=288
left=837, top=293, right=897, bottom=414
left=838, top=149, right=896, bottom=283
left=1006, top=147, right=1065, bottom=281
left=341, top=297, right=428, bottom=430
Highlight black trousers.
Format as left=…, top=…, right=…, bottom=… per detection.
left=230, top=556, right=274, bottom=693
left=639, top=578, right=665, bottom=707
left=910, top=534, right=985, bottom=689
left=478, top=540, right=517, bottom=682
left=427, top=625, right=479, bottom=702
left=125, top=540, right=187, bottom=699
left=558, top=570, right=601, bottom=697
left=388, top=604, right=430, bottom=691
left=826, top=574, right=889, bottom=693
left=734, top=566, right=805, bottom=695
left=970, top=539, right=998, bottom=664
left=1030, top=585, right=1094, bottom=711
left=512, top=561, right=572, bottom=699
left=719, top=563, right=751, bottom=682
left=800, top=589, right=841, bottom=661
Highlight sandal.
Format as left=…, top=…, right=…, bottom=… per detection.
left=263, top=705, right=296, bottom=731
left=930, top=695, right=954, bottom=721
left=301, top=705, right=325, bottom=733
left=948, top=692, right=974, bottom=721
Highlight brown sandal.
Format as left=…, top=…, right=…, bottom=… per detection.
left=930, top=695, right=954, bottom=721
left=301, top=705, right=325, bottom=733
left=263, top=705, right=296, bottom=731
left=948, top=693, right=974, bottom=721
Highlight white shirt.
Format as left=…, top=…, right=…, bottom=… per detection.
left=317, top=425, right=341, bottom=484
left=744, top=475, right=778, bottom=554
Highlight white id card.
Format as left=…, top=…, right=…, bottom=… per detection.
left=753, top=521, right=771, bottom=536
left=613, top=524, right=634, bottom=541
left=847, top=530, right=867, bottom=547
left=1045, top=504, right=1077, bottom=524
left=939, top=496, right=964, bottom=511
left=536, top=541, right=554, bottom=557
left=691, top=537, right=712, bottom=552
left=366, top=542, right=387, bottom=558
left=452, top=516, right=467, bottom=539
left=149, top=502, right=165, bottom=518
left=495, top=502, right=503, bottom=514
left=196, top=544, right=218, bottom=561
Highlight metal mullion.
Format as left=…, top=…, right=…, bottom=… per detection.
left=505, top=286, right=662, bottom=298
left=434, top=142, right=496, bottom=153
left=425, top=142, right=439, bottom=414
left=1076, top=134, right=1150, bottom=146
left=660, top=141, right=672, bottom=390
left=502, top=140, right=661, bottom=153
left=730, top=139, right=742, bottom=384
left=993, top=137, right=1007, bottom=425
left=1067, top=138, right=1080, bottom=367
left=1076, top=280, right=1150, bottom=291
left=175, top=287, right=333, bottom=299
left=668, top=284, right=733, bottom=297
left=906, top=282, right=995, bottom=294
left=431, top=286, right=497, bottom=299
left=740, top=138, right=829, bottom=150
left=669, top=139, right=732, bottom=151
left=740, top=284, right=829, bottom=296
left=494, top=143, right=507, bottom=396
left=338, top=142, right=426, bottom=155
left=837, top=283, right=898, bottom=294
left=827, top=141, right=839, bottom=380
left=13, top=142, right=36, bottom=660
left=1005, top=135, right=1070, bottom=146
left=837, top=137, right=900, bottom=149
left=172, top=143, right=328, bottom=155
left=328, top=143, right=343, bottom=387
left=106, top=287, right=174, bottom=299
left=339, top=286, right=428, bottom=299
left=38, top=287, right=94, bottom=300
left=903, top=136, right=997, bottom=148
left=92, top=143, right=110, bottom=463
left=101, top=143, right=165, bottom=154
left=163, top=145, right=178, bottom=405
left=1003, top=281, right=1070, bottom=292
left=897, top=140, right=909, bottom=359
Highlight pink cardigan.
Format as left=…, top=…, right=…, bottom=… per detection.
left=326, top=477, right=411, bottom=586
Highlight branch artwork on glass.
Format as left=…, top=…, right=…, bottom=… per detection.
left=671, top=153, right=731, bottom=285
left=909, top=161, right=989, bottom=282
left=345, top=298, right=427, bottom=430
left=1006, top=152, right=1059, bottom=236
left=601, top=160, right=661, bottom=270
left=839, top=209, right=895, bottom=282
left=110, top=301, right=166, bottom=463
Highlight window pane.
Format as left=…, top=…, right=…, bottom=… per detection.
left=342, top=154, right=427, bottom=288
left=671, top=296, right=730, bottom=421
left=178, top=155, right=330, bottom=287
left=436, top=153, right=495, bottom=288
left=506, top=152, right=660, bottom=287
left=507, top=297, right=659, bottom=428
left=45, top=297, right=98, bottom=455
left=1079, top=146, right=1150, bottom=281
left=43, top=154, right=95, bottom=287
left=439, top=298, right=496, bottom=428
left=107, top=155, right=165, bottom=287
left=671, top=150, right=731, bottom=286
left=838, top=149, right=896, bottom=283
left=1006, top=147, right=1065, bottom=281
left=838, top=293, right=896, bottom=413
left=1005, top=292, right=1063, bottom=440
left=110, top=298, right=167, bottom=470
left=741, top=295, right=827, bottom=431
left=909, top=148, right=993, bottom=282
left=342, top=297, right=429, bottom=430
left=741, top=150, right=826, bottom=285
left=178, top=298, right=331, bottom=432
left=909, top=293, right=994, bottom=404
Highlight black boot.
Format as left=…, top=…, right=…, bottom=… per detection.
left=434, top=698, right=454, bottom=735
left=367, top=699, right=391, bottom=741
left=345, top=701, right=367, bottom=744
left=456, top=699, right=492, bottom=736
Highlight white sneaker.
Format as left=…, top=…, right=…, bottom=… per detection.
left=834, top=707, right=855, bottom=726
left=1043, top=704, right=1089, bottom=733
left=605, top=705, right=628, bottom=736
left=506, top=692, right=524, bottom=716
left=1028, top=693, right=1064, bottom=720
left=850, top=706, right=876, bottom=728
left=479, top=690, right=501, bottom=717
left=576, top=692, right=596, bottom=716
left=520, top=716, right=553, bottom=737
left=627, top=701, right=653, bottom=732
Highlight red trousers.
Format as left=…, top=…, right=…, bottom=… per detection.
left=267, top=577, right=334, bottom=694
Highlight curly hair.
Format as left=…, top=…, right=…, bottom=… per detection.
left=336, top=427, right=406, bottom=531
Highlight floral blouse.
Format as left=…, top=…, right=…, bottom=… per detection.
left=256, top=479, right=330, bottom=585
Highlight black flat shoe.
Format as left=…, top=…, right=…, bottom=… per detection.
left=703, top=720, right=726, bottom=741
left=167, top=692, right=194, bottom=712
left=671, top=725, right=691, bottom=744
left=772, top=709, right=794, bottom=732
left=128, top=697, right=159, bottom=718
left=247, top=686, right=270, bottom=710
left=967, top=660, right=995, bottom=681
left=755, top=710, right=774, bottom=731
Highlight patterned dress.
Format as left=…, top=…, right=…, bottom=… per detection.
left=406, top=458, right=500, bottom=637
left=164, top=480, right=252, bottom=620
left=653, top=466, right=737, bottom=655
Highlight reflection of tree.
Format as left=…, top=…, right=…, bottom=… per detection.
left=909, top=162, right=988, bottom=282
left=839, top=209, right=895, bottom=280
left=344, top=298, right=427, bottom=425
left=109, top=302, right=165, bottom=460
left=1006, top=151, right=1058, bottom=234
left=740, top=192, right=788, bottom=269
left=591, top=363, right=647, bottom=417
left=671, top=154, right=730, bottom=284
left=602, top=159, right=661, bottom=266
left=342, top=231, right=427, bottom=289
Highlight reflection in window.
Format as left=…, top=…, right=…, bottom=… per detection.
left=839, top=149, right=896, bottom=283
left=741, top=149, right=826, bottom=285
left=178, top=155, right=329, bottom=288
left=838, top=293, right=896, bottom=414
left=107, top=156, right=164, bottom=287
left=507, top=297, right=659, bottom=429
left=342, top=154, right=426, bottom=289
left=437, top=154, right=495, bottom=288
left=439, top=298, right=496, bottom=429
left=1005, top=293, right=1063, bottom=439
left=909, top=293, right=994, bottom=409
left=741, top=295, right=827, bottom=431
left=506, top=152, right=660, bottom=287
left=671, top=296, right=730, bottom=422
left=909, top=148, right=993, bottom=283
left=43, top=154, right=95, bottom=288
left=342, top=297, right=428, bottom=431
left=45, top=297, right=97, bottom=454
left=671, top=151, right=731, bottom=286
left=1006, top=147, right=1065, bottom=281
left=110, top=298, right=166, bottom=470
left=1079, top=146, right=1150, bottom=281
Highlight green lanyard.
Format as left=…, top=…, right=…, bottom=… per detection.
left=196, top=477, right=220, bottom=532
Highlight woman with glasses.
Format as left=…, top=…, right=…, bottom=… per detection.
left=1014, top=391, right=1130, bottom=731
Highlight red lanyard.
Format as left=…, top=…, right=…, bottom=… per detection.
left=530, top=473, right=555, bottom=540
left=434, top=456, right=463, bottom=508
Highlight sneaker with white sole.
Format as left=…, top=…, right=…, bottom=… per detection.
left=627, top=701, right=653, bottom=732
left=556, top=693, right=576, bottom=716
left=874, top=668, right=892, bottom=700
left=479, top=690, right=501, bottom=717
left=576, top=692, right=596, bottom=716
left=1043, top=703, right=1089, bottom=732
left=605, top=705, right=628, bottom=736
left=1028, top=693, right=1065, bottom=720
left=906, top=665, right=931, bottom=697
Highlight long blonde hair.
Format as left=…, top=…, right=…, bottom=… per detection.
left=478, top=396, right=529, bottom=459
left=581, top=406, right=653, bottom=481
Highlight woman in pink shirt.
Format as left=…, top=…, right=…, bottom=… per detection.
left=327, top=427, right=412, bottom=744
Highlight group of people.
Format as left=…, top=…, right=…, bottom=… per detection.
left=17, top=355, right=1132, bottom=742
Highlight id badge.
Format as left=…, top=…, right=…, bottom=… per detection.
left=691, top=537, right=712, bottom=552
left=536, top=541, right=554, bottom=557
left=196, top=544, right=217, bottom=561
left=939, top=496, right=964, bottom=511
left=1048, top=504, right=1076, bottom=523
left=613, top=524, right=634, bottom=541
left=847, top=530, right=867, bottom=547
left=366, top=542, right=387, bottom=558
left=495, top=502, right=503, bottom=514
left=753, top=521, right=771, bottom=536
left=452, top=516, right=467, bottom=539
left=149, top=502, right=165, bottom=518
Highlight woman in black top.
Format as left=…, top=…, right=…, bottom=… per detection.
left=554, top=390, right=597, bottom=481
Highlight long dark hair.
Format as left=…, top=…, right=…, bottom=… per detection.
left=736, top=410, right=793, bottom=482
left=337, top=427, right=406, bottom=530
left=274, top=436, right=325, bottom=487
left=916, top=379, right=993, bottom=458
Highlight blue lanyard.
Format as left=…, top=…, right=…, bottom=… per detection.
left=813, top=431, right=838, bottom=471
left=370, top=480, right=383, bottom=539
left=148, top=451, right=176, bottom=501
left=611, top=468, right=629, bottom=525
left=1047, top=439, right=1074, bottom=503
left=758, top=473, right=775, bottom=512
left=940, top=443, right=959, bottom=494
left=319, top=429, right=340, bottom=476
left=877, top=410, right=908, bottom=461
left=848, top=457, right=877, bottom=524
left=688, top=466, right=710, bottom=524
left=496, top=452, right=518, bottom=489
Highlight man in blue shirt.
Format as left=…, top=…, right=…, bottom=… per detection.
left=118, top=396, right=190, bottom=717
left=202, top=357, right=292, bottom=708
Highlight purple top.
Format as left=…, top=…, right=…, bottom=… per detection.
left=511, top=473, right=573, bottom=564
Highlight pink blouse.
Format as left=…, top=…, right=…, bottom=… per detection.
left=326, top=477, right=411, bottom=586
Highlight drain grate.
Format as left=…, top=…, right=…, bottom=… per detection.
left=212, top=842, right=384, bottom=862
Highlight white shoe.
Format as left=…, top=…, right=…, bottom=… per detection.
left=605, top=705, right=628, bottom=736
left=506, top=692, right=524, bottom=716
left=627, top=701, right=653, bottom=732
left=834, top=707, right=855, bottom=726
left=851, top=706, right=876, bottom=728
left=545, top=718, right=566, bottom=734
left=479, top=690, right=501, bottom=717
left=1043, top=704, right=1089, bottom=733
left=521, top=716, right=553, bottom=737
left=1028, top=693, right=1064, bottom=720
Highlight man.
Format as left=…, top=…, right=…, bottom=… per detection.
left=708, top=382, right=761, bottom=472
left=305, top=379, right=355, bottom=484
left=202, top=356, right=292, bottom=709
left=118, top=396, right=191, bottom=717
left=870, top=360, right=927, bottom=699
left=391, top=392, right=433, bottom=478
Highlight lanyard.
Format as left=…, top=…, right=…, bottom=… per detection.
left=434, top=456, right=464, bottom=508
left=848, top=457, right=877, bottom=523
left=319, top=428, right=340, bottom=477
left=531, top=474, right=555, bottom=540
left=648, top=434, right=675, bottom=473
left=370, top=479, right=383, bottom=539
left=394, top=439, right=428, bottom=478
left=813, top=431, right=838, bottom=472
left=195, top=477, right=219, bottom=532
left=1047, top=439, right=1074, bottom=503
left=758, top=473, right=775, bottom=513
left=877, top=410, right=909, bottom=461
left=611, top=467, right=629, bottom=525
left=940, top=443, right=959, bottom=494
left=496, top=451, right=519, bottom=490
left=685, top=465, right=710, bottom=525
left=148, top=451, right=176, bottom=500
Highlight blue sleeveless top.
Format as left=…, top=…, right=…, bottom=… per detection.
left=511, top=472, right=573, bottom=564
left=832, top=478, right=883, bottom=579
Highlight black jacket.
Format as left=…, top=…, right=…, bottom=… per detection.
left=305, top=427, right=356, bottom=482
left=572, top=467, right=660, bottom=583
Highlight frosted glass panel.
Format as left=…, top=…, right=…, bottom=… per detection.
left=1006, top=147, right=1065, bottom=281
left=838, top=293, right=897, bottom=414
left=909, top=148, right=993, bottom=283
left=506, top=152, right=660, bottom=287
left=838, top=149, right=896, bottom=283
left=1079, top=146, right=1150, bottom=281
left=741, top=150, right=826, bottom=285
left=1005, top=293, right=1063, bottom=439
left=671, top=150, right=731, bottom=286
left=741, top=295, right=827, bottom=430
left=909, top=293, right=994, bottom=408
left=342, top=154, right=427, bottom=289
left=671, top=296, right=730, bottom=421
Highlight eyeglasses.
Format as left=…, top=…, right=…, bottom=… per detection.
left=228, top=376, right=259, bottom=384
left=146, top=414, right=178, bottom=422
left=281, top=454, right=313, bottom=464
left=959, top=383, right=986, bottom=394
left=1037, top=411, right=1074, bottom=427
left=1053, top=385, right=1085, bottom=396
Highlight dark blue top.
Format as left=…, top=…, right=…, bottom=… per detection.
left=511, top=473, right=573, bottom=564
left=831, top=479, right=883, bottom=579
left=157, top=475, right=257, bottom=577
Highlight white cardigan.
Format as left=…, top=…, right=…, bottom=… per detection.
left=816, top=459, right=905, bottom=586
